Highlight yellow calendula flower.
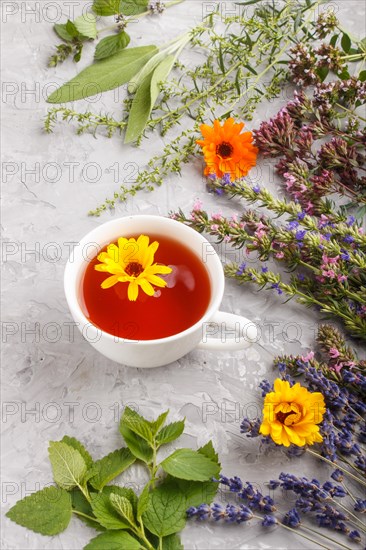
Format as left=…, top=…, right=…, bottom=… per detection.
left=95, top=235, right=172, bottom=302
left=259, top=378, right=326, bottom=447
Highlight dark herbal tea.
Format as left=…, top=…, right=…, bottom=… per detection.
left=80, top=234, right=211, bottom=340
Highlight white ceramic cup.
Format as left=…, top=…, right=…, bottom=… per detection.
left=64, top=215, right=258, bottom=368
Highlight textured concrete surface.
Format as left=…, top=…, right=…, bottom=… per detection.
left=1, top=1, right=365, bottom=549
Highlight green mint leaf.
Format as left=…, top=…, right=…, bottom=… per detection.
left=125, top=54, right=176, bottom=144
left=94, top=32, right=130, bottom=60
left=88, top=448, right=135, bottom=490
left=84, top=531, right=141, bottom=550
left=142, top=484, right=186, bottom=537
left=61, top=436, right=94, bottom=469
left=120, top=407, right=153, bottom=444
left=92, top=0, right=123, bottom=16
left=74, top=13, right=97, bottom=40
left=103, top=485, right=138, bottom=515
left=48, top=441, right=87, bottom=490
left=110, top=493, right=135, bottom=526
left=90, top=492, right=129, bottom=530
left=47, top=45, right=158, bottom=103
left=160, top=449, right=220, bottom=481
left=54, top=23, right=74, bottom=42
left=341, top=32, right=351, bottom=54
left=162, top=533, right=184, bottom=550
left=120, top=0, right=149, bottom=16
left=137, top=483, right=150, bottom=517
left=119, top=424, right=153, bottom=463
left=71, top=488, right=104, bottom=531
left=197, top=441, right=220, bottom=466
left=148, top=410, right=169, bottom=435
left=6, top=486, right=72, bottom=535
left=66, top=20, right=80, bottom=38
left=156, top=421, right=185, bottom=446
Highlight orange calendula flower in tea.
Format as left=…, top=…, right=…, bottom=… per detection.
left=95, top=235, right=172, bottom=302
left=259, top=378, right=326, bottom=447
left=196, top=118, right=258, bottom=181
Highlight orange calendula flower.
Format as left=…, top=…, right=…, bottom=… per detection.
left=196, top=118, right=258, bottom=181
left=95, top=235, right=172, bottom=302
left=259, top=379, right=326, bottom=447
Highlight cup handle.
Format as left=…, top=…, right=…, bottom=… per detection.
left=197, top=310, right=258, bottom=351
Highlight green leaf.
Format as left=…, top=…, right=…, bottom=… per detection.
left=177, top=479, right=218, bottom=508
left=94, top=32, right=131, bottom=60
left=234, top=0, right=263, bottom=5
left=74, top=13, right=97, bottom=39
left=47, top=45, right=157, bottom=103
left=120, top=424, right=153, bottom=463
left=156, top=421, right=185, bottom=446
left=66, top=20, right=80, bottom=38
left=149, top=410, right=169, bottom=435
left=110, top=493, right=135, bottom=526
left=120, top=406, right=153, bottom=443
left=54, top=23, right=74, bottom=42
left=90, top=492, right=129, bottom=530
left=162, top=534, right=184, bottom=550
left=142, top=484, right=186, bottom=537
left=120, top=0, right=149, bottom=16
left=341, top=33, right=352, bottom=54
left=128, top=50, right=167, bottom=93
left=48, top=441, right=87, bottom=490
left=359, top=70, right=366, bottom=82
left=137, top=484, right=150, bottom=517
left=61, top=436, right=93, bottom=469
left=6, top=486, right=72, bottom=535
left=316, top=65, right=329, bottom=82
left=84, top=531, right=141, bottom=550
left=197, top=441, right=220, bottom=466
left=92, top=0, right=123, bottom=16
left=244, top=63, right=257, bottom=75
left=125, top=54, right=176, bottom=144
left=160, top=449, right=220, bottom=481
left=103, top=485, right=138, bottom=514
left=88, top=448, right=136, bottom=490
left=71, top=488, right=104, bottom=531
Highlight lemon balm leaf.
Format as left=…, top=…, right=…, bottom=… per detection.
left=85, top=531, right=141, bottom=550
left=6, top=487, right=72, bottom=535
left=61, top=435, right=94, bottom=469
left=48, top=441, right=87, bottom=490
left=142, top=484, right=186, bottom=537
left=160, top=449, right=220, bottom=481
left=88, top=448, right=136, bottom=490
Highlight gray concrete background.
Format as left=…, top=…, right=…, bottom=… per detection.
left=2, top=1, right=365, bottom=548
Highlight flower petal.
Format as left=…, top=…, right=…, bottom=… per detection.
left=101, top=275, right=119, bottom=289
left=127, top=281, right=139, bottom=301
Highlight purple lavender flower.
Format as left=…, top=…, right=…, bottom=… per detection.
left=343, top=235, right=354, bottom=243
left=259, top=379, right=272, bottom=397
left=240, top=417, right=261, bottom=438
left=354, top=499, right=366, bottom=513
left=262, top=515, right=277, bottom=526
left=349, top=530, right=361, bottom=542
left=330, top=469, right=343, bottom=482
left=283, top=508, right=301, bottom=528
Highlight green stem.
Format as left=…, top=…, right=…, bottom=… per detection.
left=158, top=537, right=163, bottom=550
left=306, top=448, right=366, bottom=487
left=72, top=509, right=100, bottom=524
left=77, top=483, right=91, bottom=503
left=335, top=500, right=366, bottom=532
left=336, top=103, right=366, bottom=122
left=302, top=524, right=353, bottom=550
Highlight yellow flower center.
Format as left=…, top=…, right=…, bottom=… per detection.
left=216, top=141, right=233, bottom=159
left=274, top=402, right=302, bottom=426
left=125, top=261, right=144, bottom=277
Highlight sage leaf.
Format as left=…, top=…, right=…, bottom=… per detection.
left=160, top=448, right=220, bottom=481
left=92, top=0, right=123, bottom=16
left=125, top=54, right=176, bottom=144
left=94, top=32, right=131, bottom=60
left=47, top=45, right=158, bottom=103
left=156, top=421, right=185, bottom=446
left=48, top=441, right=87, bottom=490
left=120, top=424, right=154, bottom=462
left=90, top=492, right=129, bottom=530
left=121, top=0, right=149, bottom=16
left=110, top=493, right=135, bottom=526
left=61, top=435, right=94, bottom=469
left=84, top=531, right=141, bottom=550
left=142, top=484, right=186, bottom=537
left=6, top=486, right=72, bottom=535
left=120, top=406, right=153, bottom=443
left=128, top=50, right=169, bottom=93
left=88, top=448, right=136, bottom=490
left=74, top=13, right=97, bottom=39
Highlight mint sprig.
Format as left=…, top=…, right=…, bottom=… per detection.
left=6, top=408, right=220, bottom=549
